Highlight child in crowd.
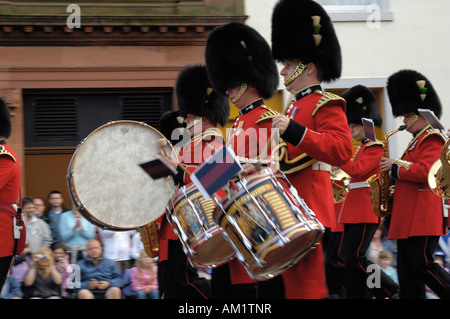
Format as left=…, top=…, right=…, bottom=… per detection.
left=129, top=251, right=159, bottom=299
left=379, top=250, right=399, bottom=284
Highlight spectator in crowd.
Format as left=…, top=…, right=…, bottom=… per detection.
left=378, top=250, right=399, bottom=285
left=76, top=239, right=122, bottom=299
left=368, top=223, right=397, bottom=268
left=438, top=233, right=450, bottom=267
left=58, top=207, right=96, bottom=264
left=33, top=197, right=46, bottom=218
left=53, top=244, right=73, bottom=298
left=130, top=231, right=144, bottom=263
left=42, top=190, right=69, bottom=244
left=22, top=197, right=52, bottom=253
left=0, top=269, right=23, bottom=299
left=98, top=229, right=133, bottom=273
left=129, top=251, right=159, bottom=299
left=23, top=246, right=62, bottom=299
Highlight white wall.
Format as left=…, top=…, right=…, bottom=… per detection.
left=245, top=0, right=450, bottom=158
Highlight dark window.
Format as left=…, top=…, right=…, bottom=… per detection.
left=23, top=88, right=172, bottom=148
left=33, top=97, right=78, bottom=141
left=121, top=95, right=165, bottom=128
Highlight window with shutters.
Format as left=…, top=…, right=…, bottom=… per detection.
left=33, top=97, right=78, bottom=141
left=121, top=95, right=166, bottom=129
left=23, top=89, right=172, bottom=148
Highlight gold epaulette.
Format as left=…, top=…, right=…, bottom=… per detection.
left=365, top=140, right=384, bottom=148
left=402, top=125, right=442, bottom=156
left=312, top=91, right=345, bottom=116
left=0, top=145, right=16, bottom=162
left=419, top=128, right=446, bottom=146
left=255, top=106, right=279, bottom=124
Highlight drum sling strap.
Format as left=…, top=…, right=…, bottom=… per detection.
left=12, top=192, right=23, bottom=256
left=0, top=140, right=23, bottom=256
left=0, top=192, right=22, bottom=256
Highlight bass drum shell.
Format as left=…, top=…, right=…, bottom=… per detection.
left=67, top=120, right=176, bottom=230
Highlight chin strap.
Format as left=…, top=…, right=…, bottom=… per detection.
left=405, top=114, right=419, bottom=131
left=284, top=62, right=307, bottom=87
left=231, top=83, right=248, bottom=104
left=185, top=116, right=203, bottom=131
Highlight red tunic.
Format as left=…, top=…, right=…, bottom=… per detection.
left=280, top=89, right=353, bottom=299
left=389, top=125, right=446, bottom=239
left=338, top=140, right=382, bottom=224
left=158, top=129, right=224, bottom=261
left=283, top=91, right=353, bottom=229
left=226, top=101, right=279, bottom=285
left=0, top=143, right=23, bottom=257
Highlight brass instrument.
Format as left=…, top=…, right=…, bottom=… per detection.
left=428, top=139, right=450, bottom=199
left=331, top=167, right=350, bottom=204
left=366, top=125, right=406, bottom=217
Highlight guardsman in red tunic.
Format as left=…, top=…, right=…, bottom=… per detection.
left=381, top=70, right=450, bottom=299
left=155, top=65, right=230, bottom=299
left=205, top=22, right=280, bottom=299
left=337, top=85, right=399, bottom=298
left=269, top=0, right=353, bottom=298
left=0, top=98, right=23, bottom=291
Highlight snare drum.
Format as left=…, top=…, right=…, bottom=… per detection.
left=214, top=169, right=324, bottom=280
left=166, top=183, right=235, bottom=268
left=67, top=120, right=176, bottom=230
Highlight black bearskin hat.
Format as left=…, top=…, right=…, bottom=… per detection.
left=0, top=98, right=12, bottom=138
left=387, top=69, right=442, bottom=119
left=176, top=64, right=230, bottom=127
left=205, top=22, right=279, bottom=99
left=271, top=0, right=342, bottom=82
left=159, top=110, right=186, bottom=145
left=340, top=85, right=382, bottom=128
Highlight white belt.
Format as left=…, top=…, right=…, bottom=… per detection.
left=349, top=182, right=370, bottom=190
left=312, top=161, right=331, bottom=172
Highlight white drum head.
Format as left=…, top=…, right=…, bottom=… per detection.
left=68, top=121, right=176, bottom=230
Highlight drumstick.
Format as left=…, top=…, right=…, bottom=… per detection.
left=256, top=128, right=278, bottom=168
left=158, top=138, right=169, bottom=157
left=158, top=138, right=192, bottom=177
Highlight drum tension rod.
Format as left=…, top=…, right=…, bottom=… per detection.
left=238, top=177, right=290, bottom=246
left=271, top=170, right=320, bottom=231
left=212, top=194, right=264, bottom=268
left=165, top=191, right=197, bottom=258
left=182, top=187, right=212, bottom=240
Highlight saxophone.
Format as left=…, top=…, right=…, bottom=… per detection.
left=366, top=125, right=406, bottom=218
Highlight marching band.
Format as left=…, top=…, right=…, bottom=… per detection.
left=0, top=0, right=449, bottom=300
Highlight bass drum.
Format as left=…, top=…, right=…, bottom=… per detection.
left=67, top=120, right=176, bottom=230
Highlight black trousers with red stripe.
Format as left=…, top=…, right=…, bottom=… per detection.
left=340, top=223, right=399, bottom=299
left=397, top=236, right=450, bottom=299
left=157, top=239, right=211, bottom=299
left=0, top=256, right=12, bottom=291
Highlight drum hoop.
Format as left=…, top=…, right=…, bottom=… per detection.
left=67, top=120, right=177, bottom=230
